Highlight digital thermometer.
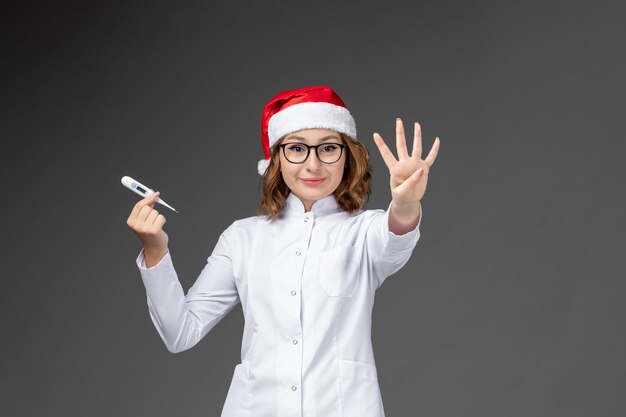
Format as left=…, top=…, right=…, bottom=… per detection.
left=121, top=176, right=179, bottom=213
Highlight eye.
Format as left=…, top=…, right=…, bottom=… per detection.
left=287, top=144, right=306, bottom=153
left=320, top=144, right=339, bottom=153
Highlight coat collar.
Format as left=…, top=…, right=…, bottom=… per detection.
left=283, top=193, right=342, bottom=217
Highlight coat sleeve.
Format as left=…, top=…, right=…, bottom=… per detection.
left=136, top=229, right=240, bottom=353
left=365, top=203, right=422, bottom=288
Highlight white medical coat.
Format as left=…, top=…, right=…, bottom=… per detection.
left=136, top=193, right=421, bottom=417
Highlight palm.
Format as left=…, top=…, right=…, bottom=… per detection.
left=373, top=119, right=440, bottom=206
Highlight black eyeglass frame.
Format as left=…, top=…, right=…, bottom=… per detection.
left=278, top=142, right=347, bottom=164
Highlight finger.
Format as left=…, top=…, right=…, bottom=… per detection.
left=147, top=190, right=160, bottom=208
left=155, top=214, right=167, bottom=228
left=136, top=205, right=155, bottom=223
left=412, top=122, right=422, bottom=159
left=130, top=191, right=160, bottom=220
left=373, top=132, right=398, bottom=168
left=130, top=197, right=150, bottom=220
left=396, top=118, right=409, bottom=159
left=146, top=208, right=160, bottom=225
left=424, top=137, right=441, bottom=167
left=393, top=167, right=426, bottom=195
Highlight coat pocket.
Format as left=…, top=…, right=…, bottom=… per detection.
left=339, top=359, right=384, bottom=417
left=221, top=362, right=250, bottom=416
left=318, top=245, right=360, bottom=297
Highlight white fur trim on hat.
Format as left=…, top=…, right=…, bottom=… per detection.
left=267, top=102, right=357, bottom=147
left=257, top=158, right=270, bottom=175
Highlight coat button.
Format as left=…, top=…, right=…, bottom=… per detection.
left=292, top=339, right=298, bottom=345
left=291, top=290, right=297, bottom=296
left=292, top=385, right=297, bottom=391
left=295, top=251, right=301, bottom=256
left=304, top=217, right=309, bottom=222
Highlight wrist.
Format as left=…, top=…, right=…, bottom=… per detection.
left=388, top=201, right=421, bottom=235
left=391, top=199, right=421, bottom=216
left=143, top=245, right=169, bottom=268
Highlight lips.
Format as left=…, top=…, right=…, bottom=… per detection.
left=300, top=177, right=326, bottom=186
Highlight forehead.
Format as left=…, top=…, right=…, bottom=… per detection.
left=283, top=128, right=342, bottom=143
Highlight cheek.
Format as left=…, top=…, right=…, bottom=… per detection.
left=278, top=155, right=288, bottom=177
left=337, top=159, right=347, bottom=178
left=279, top=159, right=289, bottom=173
left=279, top=168, right=290, bottom=186
left=279, top=160, right=298, bottom=187
left=330, top=164, right=346, bottom=188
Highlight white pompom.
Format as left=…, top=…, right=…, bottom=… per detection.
left=257, top=159, right=270, bottom=176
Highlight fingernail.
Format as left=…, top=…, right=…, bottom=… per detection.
left=396, top=117, right=401, bottom=121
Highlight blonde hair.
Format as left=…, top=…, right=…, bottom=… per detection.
left=257, top=134, right=372, bottom=220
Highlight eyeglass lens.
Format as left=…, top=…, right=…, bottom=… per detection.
left=283, top=143, right=343, bottom=163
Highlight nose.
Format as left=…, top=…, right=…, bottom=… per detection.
left=305, top=150, right=322, bottom=171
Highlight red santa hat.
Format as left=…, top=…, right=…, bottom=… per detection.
left=258, top=85, right=357, bottom=175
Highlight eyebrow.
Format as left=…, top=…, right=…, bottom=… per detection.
left=283, top=135, right=341, bottom=143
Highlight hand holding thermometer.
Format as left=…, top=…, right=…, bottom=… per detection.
left=121, top=176, right=179, bottom=213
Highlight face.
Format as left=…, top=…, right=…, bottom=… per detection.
left=279, top=128, right=346, bottom=211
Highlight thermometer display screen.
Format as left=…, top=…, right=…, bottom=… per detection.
left=136, top=186, right=146, bottom=193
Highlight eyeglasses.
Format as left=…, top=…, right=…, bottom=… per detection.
left=278, top=142, right=347, bottom=164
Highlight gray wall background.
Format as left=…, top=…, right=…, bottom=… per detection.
left=2, top=0, right=625, bottom=416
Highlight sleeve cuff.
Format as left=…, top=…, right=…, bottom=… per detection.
left=136, top=248, right=172, bottom=270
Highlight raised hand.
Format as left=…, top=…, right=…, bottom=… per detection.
left=126, top=191, right=169, bottom=267
left=373, top=119, right=440, bottom=234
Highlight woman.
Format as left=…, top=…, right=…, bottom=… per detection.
left=127, top=85, right=440, bottom=417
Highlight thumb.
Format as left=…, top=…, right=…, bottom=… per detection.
left=149, top=191, right=160, bottom=208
